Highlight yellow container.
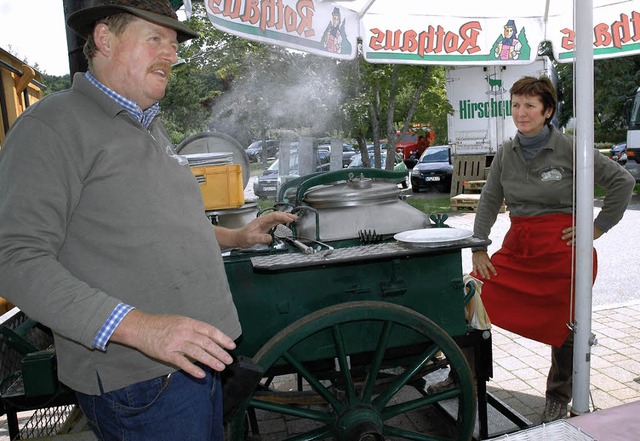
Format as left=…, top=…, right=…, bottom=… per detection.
left=190, top=164, right=244, bottom=210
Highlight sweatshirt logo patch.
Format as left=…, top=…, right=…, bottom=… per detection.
left=539, top=167, right=564, bottom=182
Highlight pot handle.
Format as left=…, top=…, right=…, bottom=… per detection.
left=290, top=206, right=320, bottom=241
left=277, top=171, right=325, bottom=203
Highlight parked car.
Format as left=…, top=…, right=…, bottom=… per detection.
left=342, top=144, right=358, bottom=167
left=609, top=142, right=627, bottom=165
left=347, top=151, right=409, bottom=188
left=410, top=145, right=453, bottom=193
left=246, top=140, right=280, bottom=162
left=317, top=143, right=358, bottom=167
left=253, top=150, right=330, bottom=199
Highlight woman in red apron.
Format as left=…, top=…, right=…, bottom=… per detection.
left=472, top=76, right=635, bottom=423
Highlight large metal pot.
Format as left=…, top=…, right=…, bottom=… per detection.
left=207, top=202, right=259, bottom=229
left=293, top=173, right=429, bottom=242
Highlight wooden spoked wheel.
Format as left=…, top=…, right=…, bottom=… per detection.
left=227, top=301, right=476, bottom=441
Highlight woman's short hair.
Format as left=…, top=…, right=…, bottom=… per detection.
left=510, top=75, right=557, bottom=124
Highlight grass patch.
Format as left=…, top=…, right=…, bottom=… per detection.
left=250, top=161, right=272, bottom=176
left=595, top=183, right=640, bottom=198
left=256, top=198, right=276, bottom=211
left=406, top=196, right=452, bottom=214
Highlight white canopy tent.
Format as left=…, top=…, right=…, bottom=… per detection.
left=201, top=0, right=640, bottom=415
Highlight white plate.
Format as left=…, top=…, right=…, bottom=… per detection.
left=394, top=228, right=473, bottom=245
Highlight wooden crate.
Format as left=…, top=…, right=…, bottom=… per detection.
left=450, top=155, right=491, bottom=197
left=450, top=193, right=506, bottom=212
left=462, top=180, right=486, bottom=193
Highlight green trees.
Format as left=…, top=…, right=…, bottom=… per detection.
left=41, top=74, right=71, bottom=96
left=339, top=50, right=451, bottom=169
left=36, top=3, right=451, bottom=154
left=34, top=1, right=640, bottom=150
left=555, top=55, right=640, bottom=143
left=157, top=3, right=452, bottom=153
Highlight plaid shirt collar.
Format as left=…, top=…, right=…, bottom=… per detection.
left=85, top=72, right=160, bottom=129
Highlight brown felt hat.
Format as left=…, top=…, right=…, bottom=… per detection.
left=67, top=0, right=198, bottom=43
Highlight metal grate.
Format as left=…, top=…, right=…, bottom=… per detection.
left=0, top=309, right=54, bottom=395
left=250, top=238, right=486, bottom=271
left=0, top=308, right=78, bottom=439
left=251, top=242, right=416, bottom=271
left=0, top=309, right=26, bottom=388
left=18, top=405, right=77, bottom=439
left=491, top=420, right=597, bottom=441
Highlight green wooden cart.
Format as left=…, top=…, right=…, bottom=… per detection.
left=222, top=169, right=493, bottom=441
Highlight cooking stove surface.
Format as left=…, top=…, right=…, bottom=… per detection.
left=250, top=237, right=487, bottom=272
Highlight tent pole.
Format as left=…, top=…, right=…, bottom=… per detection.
left=572, top=0, right=595, bottom=416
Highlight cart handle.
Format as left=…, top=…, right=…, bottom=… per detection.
left=276, top=172, right=325, bottom=203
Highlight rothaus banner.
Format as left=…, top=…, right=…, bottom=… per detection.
left=205, top=0, right=359, bottom=60
left=205, top=0, right=640, bottom=65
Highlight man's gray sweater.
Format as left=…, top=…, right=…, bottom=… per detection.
left=0, top=73, right=241, bottom=394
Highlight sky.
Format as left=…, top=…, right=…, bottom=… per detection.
left=0, top=0, right=71, bottom=76
left=0, top=1, right=191, bottom=77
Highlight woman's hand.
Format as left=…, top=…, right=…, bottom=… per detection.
left=472, top=250, right=497, bottom=279
left=561, top=225, right=604, bottom=246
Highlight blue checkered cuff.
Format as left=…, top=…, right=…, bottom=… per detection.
left=92, top=303, right=135, bottom=351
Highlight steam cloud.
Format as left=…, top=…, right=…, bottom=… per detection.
left=207, top=53, right=345, bottom=145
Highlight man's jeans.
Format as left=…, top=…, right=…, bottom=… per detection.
left=76, top=367, right=223, bottom=441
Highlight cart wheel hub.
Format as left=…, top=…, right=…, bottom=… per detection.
left=336, top=407, right=384, bottom=441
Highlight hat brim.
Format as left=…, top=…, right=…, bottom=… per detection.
left=67, top=5, right=198, bottom=43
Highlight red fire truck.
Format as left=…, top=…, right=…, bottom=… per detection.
left=395, top=127, right=435, bottom=167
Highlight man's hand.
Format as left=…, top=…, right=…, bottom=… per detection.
left=110, top=309, right=236, bottom=379
left=472, top=250, right=497, bottom=279
left=216, top=211, right=298, bottom=249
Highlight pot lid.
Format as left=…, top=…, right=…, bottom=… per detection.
left=302, top=176, right=401, bottom=208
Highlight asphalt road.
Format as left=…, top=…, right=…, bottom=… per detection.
left=623, top=159, right=640, bottom=182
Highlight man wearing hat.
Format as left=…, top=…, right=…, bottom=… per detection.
left=0, top=1, right=295, bottom=439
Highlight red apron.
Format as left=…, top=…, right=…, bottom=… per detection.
left=474, top=213, right=597, bottom=347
